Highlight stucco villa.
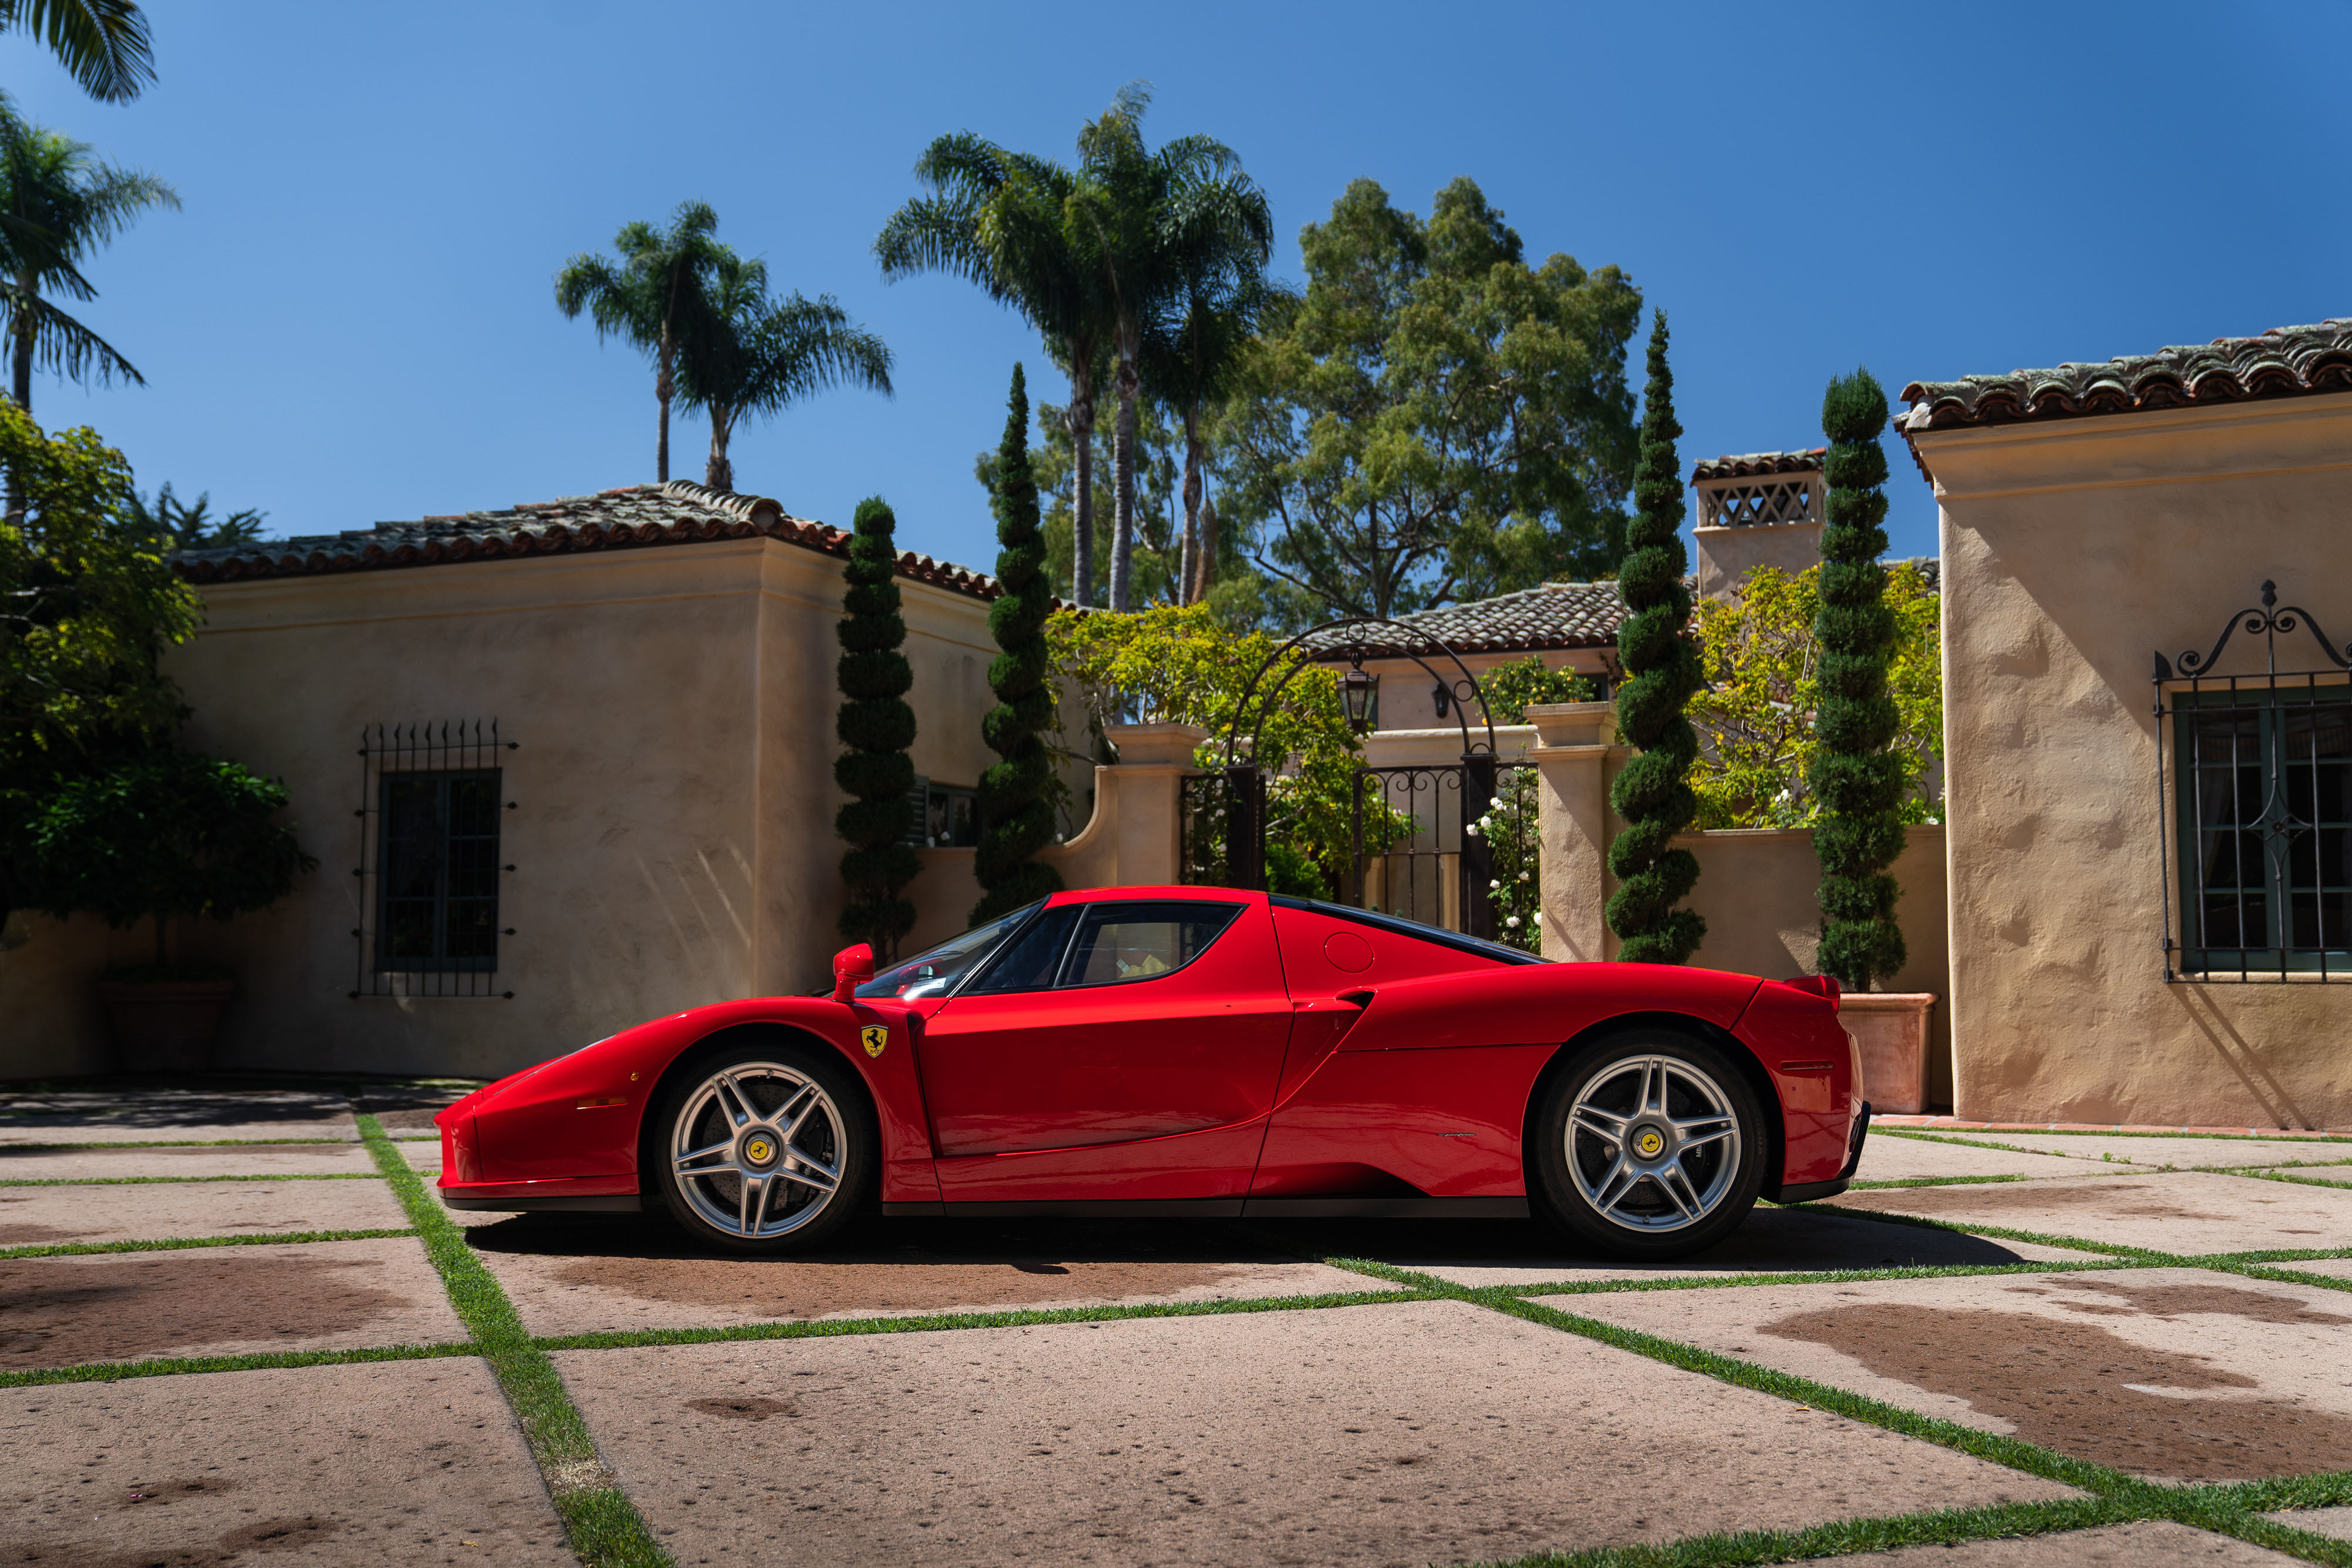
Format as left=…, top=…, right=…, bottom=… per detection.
left=1902, top=316, right=2352, bottom=1129
left=5, top=483, right=1049, bottom=1079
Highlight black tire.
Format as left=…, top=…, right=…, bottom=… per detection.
left=647, top=1039, right=876, bottom=1255
left=1531, top=1029, right=1765, bottom=1261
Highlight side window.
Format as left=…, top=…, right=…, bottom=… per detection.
left=1058, top=902, right=1244, bottom=988
left=963, top=905, right=1081, bottom=995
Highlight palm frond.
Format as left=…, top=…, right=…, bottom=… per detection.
left=2, top=282, right=139, bottom=387
left=0, top=0, right=154, bottom=103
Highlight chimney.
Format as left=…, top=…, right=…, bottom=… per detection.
left=1689, top=449, right=1826, bottom=599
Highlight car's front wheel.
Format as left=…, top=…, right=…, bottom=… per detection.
left=1532, top=1031, right=1765, bottom=1260
left=650, top=1042, right=874, bottom=1254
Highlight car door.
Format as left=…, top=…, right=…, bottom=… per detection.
left=919, top=897, right=1292, bottom=1201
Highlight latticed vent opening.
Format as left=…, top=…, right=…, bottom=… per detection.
left=1695, top=477, right=1821, bottom=528
left=352, top=720, right=517, bottom=999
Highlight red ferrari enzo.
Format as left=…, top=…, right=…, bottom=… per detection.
left=434, top=886, right=1868, bottom=1260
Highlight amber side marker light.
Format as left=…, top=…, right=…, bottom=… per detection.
left=575, top=1096, right=630, bottom=1109
left=1777, top=1060, right=1836, bottom=1074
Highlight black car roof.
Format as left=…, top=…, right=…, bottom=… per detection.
left=1268, top=896, right=1547, bottom=967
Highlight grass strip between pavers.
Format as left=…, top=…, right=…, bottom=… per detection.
left=0, top=1136, right=365, bottom=1150
left=0, top=1340, right=479, bottom=1388
left=358, top=1111, right=670, bottom=1568
left=1311, top=1245, right=2352, bottom=1568
left=0, top=1172, right=383, bottom=1186
left=0, top=1226, right=414, bottom=1261
left=532, top=1286, right=1431, bottom=1354
left=1845, top=1173, right=2034, bottom=1189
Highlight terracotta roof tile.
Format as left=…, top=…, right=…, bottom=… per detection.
left=1301, top=581, right=1629, bottom=658
left=170, top=482, right=1006, bottom=602
left=1899, top=319, right=2352, bottom=433
left=1690, top=449, right=1825, bottom=481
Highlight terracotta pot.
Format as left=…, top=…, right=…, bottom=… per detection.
left=1840, top=991, right=1938, bottom=1115
left=98, top=979, right=234, bottom=1074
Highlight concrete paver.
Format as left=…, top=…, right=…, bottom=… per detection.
left=0, top=1175, right=409, bottom=1246
left=1842, top=1521, right=2307, bottom=1567
left=2265, top=1507, right=2352, bottom=1541
left=1258, top=1208, right=2102, bottom=1290
left=470, top=1213, right=1398, bottom=1336
left=400, top=1138, right=445, bottom=1174
left=0, top=1116, right=359, bottom=1144
left=0, top=1236, right=465, bottom=1369
left=1922, top=1131, right=2352, bottom=1171
left=557, top=1298, right=2071, bottom=1568
left=1543, top=1267, right=2352, bottom=1481
left=0, top=1142, right=379, bottom=1180
left=1857, top=1134, right=2127, bottom=1182
left=1825, top=1171, right=2352, bottom=1253
left=0, top=1358, right=572, bottom=1565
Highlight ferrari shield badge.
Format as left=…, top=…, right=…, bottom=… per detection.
left=860, top=1025, right=888, bottom=1059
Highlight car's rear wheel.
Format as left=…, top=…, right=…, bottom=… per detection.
left=1532, top=1030, right=1765, bottom=1260
left=650, top=1042, right=874, bottom=1254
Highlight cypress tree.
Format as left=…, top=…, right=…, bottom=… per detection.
left=1810, top=369, right=1906, bottom=989
left=835, top=495, right=920, bottom=958
left=1606, top=310, right=1706, bottom=963
left=973, top=365, right=1065, bottom=922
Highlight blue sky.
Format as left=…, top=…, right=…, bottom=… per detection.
left=4, top=2, right=2344, bottom=578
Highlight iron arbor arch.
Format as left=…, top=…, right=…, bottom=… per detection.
left=1214, top=617, right=1504, bottom=930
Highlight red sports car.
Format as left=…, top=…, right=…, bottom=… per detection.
left=433, top=886, right=1868, bottom=1260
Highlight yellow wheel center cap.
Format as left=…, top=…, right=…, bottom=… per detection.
left=744, top=1136, right=775, bottom=1164
left=1635, top=1129, right=1665, bottom=1159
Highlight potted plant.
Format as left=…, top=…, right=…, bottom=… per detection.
left=23, top=745, right=312, bottom=1072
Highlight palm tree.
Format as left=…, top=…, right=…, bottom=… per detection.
left=673, top=250, right=892, bottom=493
left=877, top=133, right=1111, bottom=606
left=554, top=202, right=726, bottom=484
left=0, top=1, right=153, bottom=102
left=1070, top=83, right=1271, bottom=612
left=1142, top=272, right=1288, bottom=603
left=0, top=105, right=172, bottom=517
left=125, top=480, right=266, bottom=550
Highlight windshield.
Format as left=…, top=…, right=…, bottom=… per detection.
left=855, top=902, right=1040, bottom=1000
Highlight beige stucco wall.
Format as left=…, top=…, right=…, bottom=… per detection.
left=1354, top=650, right=1615, bottom=735
left=1922, top=390, right=2352, bottom=1128
left=1, top=536, right=1004, bottom=1082
left=1695, top=521, right=1823, bottom=600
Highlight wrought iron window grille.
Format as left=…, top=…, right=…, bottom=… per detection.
left=352, top=720, right=517, bottom=999
left=2155, top=582, right=2352, bottom=982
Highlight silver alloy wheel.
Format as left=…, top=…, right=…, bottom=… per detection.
left=669, top=1061, right=846, bottom=1239
left=1563, top=1052, right=1742, bottom=1233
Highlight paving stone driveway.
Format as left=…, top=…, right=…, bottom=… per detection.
left=1, top=1089, right=2347, bottom=1568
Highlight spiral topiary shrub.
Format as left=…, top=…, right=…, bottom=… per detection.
left=1606, top=310, right=1706, bottom=963
left=973, top=365, right=1064, bottom=922
left=835, top=495, right=920, bottom=957
left=1810, top=368, right=1906, bottom=989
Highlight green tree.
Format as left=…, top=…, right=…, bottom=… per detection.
left=0, top=404, right=198, bottom=921
left=1044, top=602, right=1405, bottom=897
left=1810, top=369, right=1907, bottom=989
left=878, top=135, right=1111, bottom=606
left=1474, top=653, right=1593, bottom=723
left=21, top=747, right=311, bottom=969
left=1217, top=177, right=1641, bottom=620
left=1606, top=311, right=1705, bottom=964
left=1686, top=562, right=1942, bottom=830
left=125, top=480, right=266, bottom=551
left=971, top=365, right=1064, bottom=922
left=1, top=1, right=154, bottom=103
left=834, top=496, right=920, bottom=958
left=554, top=201, right=726, bottom=484
left=1068, top=82, right=1272, bottom=613
left=673, top=250, right=891, bottom=493
left=1023, top=386, right=1181, bottom=609
left=0, top=102, right=175, bottom=519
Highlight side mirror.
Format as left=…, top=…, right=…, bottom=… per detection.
left=832, top=944, right=876, bottom=1003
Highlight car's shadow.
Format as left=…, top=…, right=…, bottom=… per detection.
left=459, top=1202, right=2056, bottom=1275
